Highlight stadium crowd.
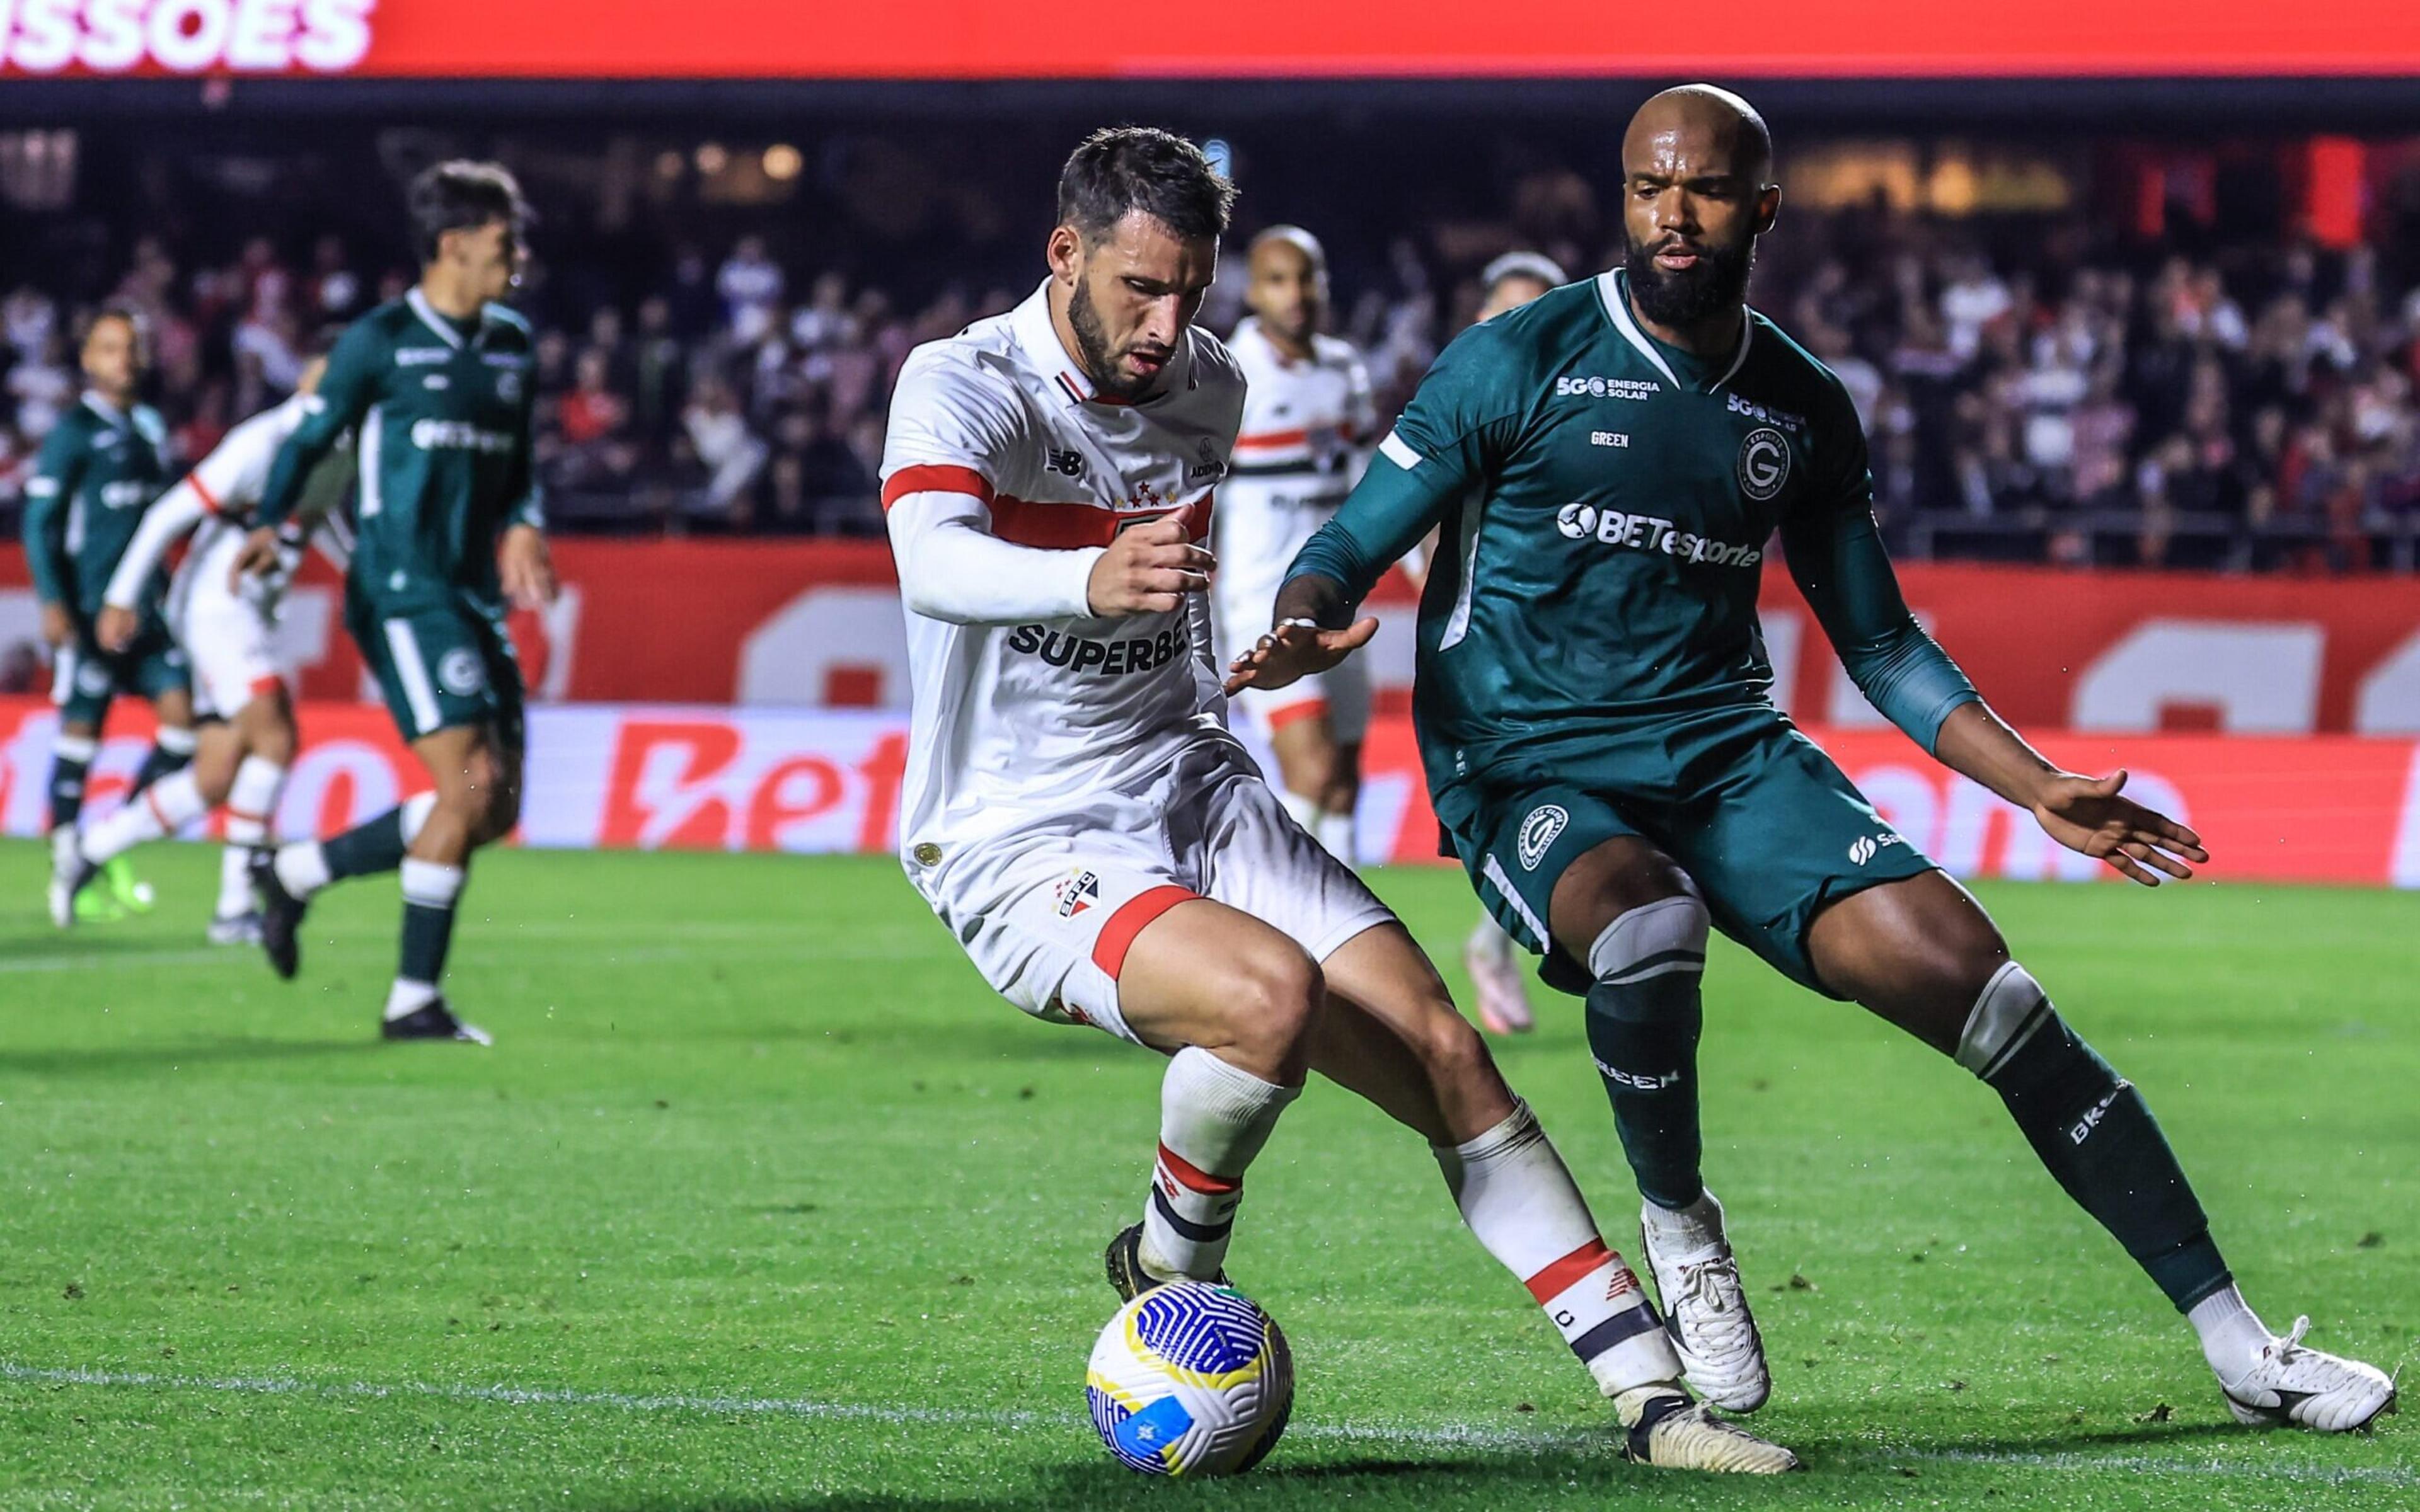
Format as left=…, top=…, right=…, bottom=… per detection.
left=9, top=191, right=2420, bottom=571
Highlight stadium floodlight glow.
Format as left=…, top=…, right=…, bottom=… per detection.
left=694, top=143, right=728, bottom=175
left=763, top=145, right=803, bottom=182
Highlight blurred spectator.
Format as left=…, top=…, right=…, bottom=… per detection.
left=683, top=375, right=770, bottom=527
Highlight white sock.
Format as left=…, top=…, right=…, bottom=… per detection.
left=275, top=840, right=333, bottom=899
left=154, top=724, right=199, bottom=759
left=385, top=977, right=441, bottom=1021
left=386, top=859, right=466, bottom=1022
left=1642, top=1188, right=1729, bottom=1263
left=400, top=790, right=436, bottom=845
left=1314, top=810, right=1356, bottom=866
left=220, top=757, right=286, bottom=915
left=81, top=769, right=207, bottom=864
left=2188, top=1283, right=2271, bottom=1383
left=1436, top=1099, right=1683, bottom=1395
left=51, top=822, right=80, bottom=868
left=1139, top=1048, right=1299, bottom=1281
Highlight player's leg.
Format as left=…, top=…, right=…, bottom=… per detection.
left=1807, top=872, right=2395, bottom=1431
left=212, top=685, right=297, bottom=939
left=1309, top=927, right=1790, bottom=1472
left=127, top=683, right=197, bottom=803
left=376, top=718, right=517, bottom=1043
left=1463, top=913, right=1536, bottom=1036
left=43, top=634, right=114, bottom=924
left=67, top=714, right=229, bottom=891
left=1264, top=704, right=1354, bottom=861
left=1096, top=898, right=1322, bottom=1291
left=1211, top=767, right=1792, bottom=1469
left=1544, top=830, right=1772, bottom=1416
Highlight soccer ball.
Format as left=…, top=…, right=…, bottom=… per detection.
left=1085, top=1280, right=1294, bottom=1476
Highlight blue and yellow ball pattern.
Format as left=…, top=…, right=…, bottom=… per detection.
left=1085, top=1281, right=1294, bottom=1476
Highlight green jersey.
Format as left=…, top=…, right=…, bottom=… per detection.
left=1288, top=268, right=1974, bottom=791
left=260, top=289, right=541, bottom=611
left=21, top=393, right=176, bottom=620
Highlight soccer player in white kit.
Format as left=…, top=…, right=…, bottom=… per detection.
left=59, top=362, right=347, bottom=940
left=1456, top=252, right=1572, bottom=1036
left=882, top=127, right=1795, bottom=1473
left=1215, top=227, right=1376, bottom=866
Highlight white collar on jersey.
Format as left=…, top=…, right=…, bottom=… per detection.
left=80, top=389, right=127, bottom=428
left=1008, top=277, right=1194, bottom=408
left=1595, top=267, right=1754, bottom=394
left=406, top=286, right=493, bottom=350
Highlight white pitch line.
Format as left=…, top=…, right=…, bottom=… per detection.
left=4, top=1361, right=2411, bottom=1481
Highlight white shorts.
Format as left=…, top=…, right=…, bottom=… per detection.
left=909, top=736, right=1395, bottom=1045
left=170, top=529, right=283, bottom=721
left=1214, top=582, right=1372, bottom=747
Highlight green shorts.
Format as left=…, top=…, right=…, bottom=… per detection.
left=1438, top=705, right=1934, bottom=998
left=347, top=590, right=525, bottom=747
left=50, top=621, right=189, bottom=728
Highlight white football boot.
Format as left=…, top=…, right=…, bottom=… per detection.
left=2218, top=1317, right=2397, bottom=1432
left=1463, top=917, right=1535, bottom=1034
left=1640, top=1192, right=1772, bottom=1414
left=1613, top=1387, right=1800, bottom=1473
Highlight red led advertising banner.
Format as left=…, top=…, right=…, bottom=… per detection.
left=1, top=1, right=2417, bottom=81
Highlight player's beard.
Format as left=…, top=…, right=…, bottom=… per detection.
left=1623, top=232, right=1756, bottom=329
left=1068, top=277, right=1151, bottom=403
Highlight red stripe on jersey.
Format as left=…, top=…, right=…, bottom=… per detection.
left=1156, top=1142, right=1243, bottom=1195
left=187, top=472, right=222, bottom=515
left=1524, top=1239, right=1617, bottom=1303
left=1090, top=884, right=1197, bottom=979
left=882, top=464, right=993, bottom=510
left=248, top=674, right=285, bottom=699
left=989, top=493, right=1213, bottom=549
left=1233, top=428, right=1310, bottom=451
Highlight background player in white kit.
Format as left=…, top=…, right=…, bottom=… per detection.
left=1455, top=251, right=1572, bottom=1034
left=1216, top=227, right=1375, bottom=866
left=881, top=126, right=1795, bottom=1474
left=57, top=361, right=349, bottom=939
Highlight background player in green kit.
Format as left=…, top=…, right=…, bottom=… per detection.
left=23, top=308, right=197, bottom=925
left=1234, top=86, right=2395, bottom=1435
left=237, top=161, right=558, bottom=1045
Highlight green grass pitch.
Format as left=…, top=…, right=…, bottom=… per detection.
left=1, top=838, right=2414, bottom=1509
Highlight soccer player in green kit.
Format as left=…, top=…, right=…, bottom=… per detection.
left=25, top=309, right=196, bottom=925
left=237, top=161, right=557, bottom=1045
left=1233, top=86, right=2394, bottom=1433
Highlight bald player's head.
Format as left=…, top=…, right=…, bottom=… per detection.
left=1245, top=225, right=1328, bottom=347
left=1619, top=84, right=1780, bottom=333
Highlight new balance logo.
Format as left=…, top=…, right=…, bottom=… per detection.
left=2069, top=1081, right=2130, bottom=1145
left=1045, top=448, right=1086, bottom=478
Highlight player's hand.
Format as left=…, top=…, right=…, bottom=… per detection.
left=95, top=604, right=139, bottom=653
left=231, top=525, right=285, bottom=587
left=499, top=524, right=558, bottom=610
left=1223, top=617, right=1379, bottom=696
left=1085, top=517, right=1213, bottom=617
left=2031, top=768, right=2209, bottom=887
left=38, top=600, right=74, bottom=650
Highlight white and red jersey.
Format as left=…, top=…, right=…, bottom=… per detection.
left=1214, top=319, right=1376, bottom=655
left=881, top=280, right=1247, bottom=869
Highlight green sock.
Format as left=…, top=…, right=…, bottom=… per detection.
left=1581, top=896, right=1710, bottom=1212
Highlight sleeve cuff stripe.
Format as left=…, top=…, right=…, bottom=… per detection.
left=882, top=463, right=993, bottom=510
left=1377, top=430, right=1423, bottom=471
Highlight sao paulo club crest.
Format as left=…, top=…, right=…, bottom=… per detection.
left=1517, top=805, right=1569, bottom=871
left=1737, top=426, right=1791, bottom=501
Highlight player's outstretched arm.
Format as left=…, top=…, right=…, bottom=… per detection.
left=887, top=490, right=1209, bottom=626
left=1785, top=500, right=2205, bottom=886
left=1930, top=704, right=2207, bottom=886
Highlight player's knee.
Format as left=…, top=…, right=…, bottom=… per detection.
left=1952, top=961, right=2053, bottom=1079
left=1586, top=893, right=1712, bottom=1010
left=1410, top=1001, right=1495, bottom=1094
left=1219, top=946, right=1325, bottom=1079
